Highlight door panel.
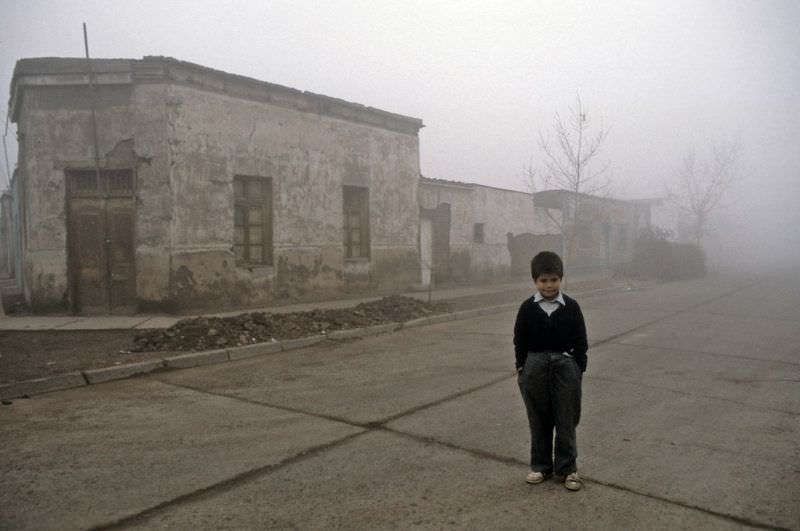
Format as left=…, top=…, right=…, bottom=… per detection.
left=420, top=217, right=433, bottom=286
left=106, top=204, right=136, bottom=314
left=71, top=205, right=108, bottom=313
left=67, top=170, right=136, bottom=314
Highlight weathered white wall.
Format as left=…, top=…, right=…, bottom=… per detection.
left=419, top=181, right=541, bottom=281
left=12, top=58, right=422, bottom=312
left=162, top=81, right=421, bottom=308
left=14, top=83, right=137, bottom=309
left=470, top=186, right=536, bottom=279
left=418, top=182, right=473, bottom=280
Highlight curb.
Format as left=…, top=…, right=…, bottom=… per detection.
left=0, top=284, right=617, bottom=401
left=227, top=340, right=282, bottom=361
left=326, top=323, right=399, bottom=340
left=84, top=359, right=166, bottom=384
left=1, top=372, right=87, bottom=401
left=164, top=349, right=230, bottom=369
left=279, top=334, right=327, bottom=351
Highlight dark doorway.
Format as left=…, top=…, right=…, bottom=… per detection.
left=67, top=169, right=136, bottom=314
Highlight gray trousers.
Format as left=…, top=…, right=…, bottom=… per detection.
left=517, top=351, right=582, bottom=476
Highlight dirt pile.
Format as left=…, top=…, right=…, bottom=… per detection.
left=131, top=295, right=452, bottom=352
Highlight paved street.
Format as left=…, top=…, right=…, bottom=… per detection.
left=1, top=272, right=798, bottom=530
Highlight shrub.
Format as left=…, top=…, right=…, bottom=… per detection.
left=629, top=229, right=706, bottom=280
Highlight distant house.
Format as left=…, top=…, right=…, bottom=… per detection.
left=533, top=190, right=650, bottom=270
left=8, top=56, right=423, bottom=313
left=419, top=177, right=562, bottom=281
left=637, top=196, right=691, bottom=242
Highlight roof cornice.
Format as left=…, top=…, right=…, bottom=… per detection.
left=10, top=56, right=424, bottom=136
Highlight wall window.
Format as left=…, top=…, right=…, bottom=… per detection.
left=67, top=169, right=134, bottom=198
left=473, top=223, right=485, bottom=243
left=234, top=176, right=273, bottom=265
left=343, top=185, right=370, bottom=259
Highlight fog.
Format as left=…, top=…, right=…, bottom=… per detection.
left=2, top=0, right=799, bottom=272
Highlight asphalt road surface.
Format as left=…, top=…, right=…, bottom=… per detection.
left=1, top=271, right=798, bottom=530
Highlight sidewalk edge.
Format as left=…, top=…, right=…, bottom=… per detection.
left=0, top=283, right=618, bottom=400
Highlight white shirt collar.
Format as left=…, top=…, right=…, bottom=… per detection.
left=533, top=291, right=566, bottom=306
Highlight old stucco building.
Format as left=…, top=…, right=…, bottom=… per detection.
left=533, top=189, right=649, bottom=270
left=9, top=56, right=423, bottom=313
left=419, top=177, right=562, bottom=282
left=5, top=56, right=652, bottom=314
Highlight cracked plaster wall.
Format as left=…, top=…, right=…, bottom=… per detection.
left=15, top=84, right=141, bottom=310
left=157, top=82, right=421, bottom=309
left=419, top=182, right=537, bottom=281
left=15, top=69, right=421, bottom=312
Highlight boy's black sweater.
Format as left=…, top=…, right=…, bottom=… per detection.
left=513, top=293, right=589, bottom=372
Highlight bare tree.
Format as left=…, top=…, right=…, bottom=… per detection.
left=525, top=95, right=611, bottom=268
left=668, top=139, right=742, bottom=246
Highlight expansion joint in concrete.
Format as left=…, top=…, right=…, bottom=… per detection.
left=90, top=429, right=368, bottom=531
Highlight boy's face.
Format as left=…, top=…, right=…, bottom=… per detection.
left=534, top=273, right=562, bottom=300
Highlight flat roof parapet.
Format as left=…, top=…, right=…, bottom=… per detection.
left=10, top=56, right=424, bottom=135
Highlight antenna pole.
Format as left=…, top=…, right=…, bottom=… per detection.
left=83, top=22, right=102, bottom=191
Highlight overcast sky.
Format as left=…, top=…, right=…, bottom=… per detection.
left=2, top=0, right=799, bottom=265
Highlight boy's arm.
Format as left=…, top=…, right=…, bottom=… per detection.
left=572, top=303, right=589, bottom=372
left=513, top=304, right=528, bottom=372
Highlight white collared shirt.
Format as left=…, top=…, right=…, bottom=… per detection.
left=533, top=291, right=565, bottom=317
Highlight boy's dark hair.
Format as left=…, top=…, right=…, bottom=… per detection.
left=531, top=251, right=564, bottom=280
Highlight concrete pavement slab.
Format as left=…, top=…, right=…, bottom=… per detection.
left=584, top=307, right=672, bottom=343
left=388, top=373, right=800, bottom=529
left=0, top=378, right=362, bottom=531
left=154, top=319, right=512, bottom=425
left=578, top=379, right=800, bottom=530
left=387, top=376, right=529, bottom=461
left=696, top=272, right=799, bottom=317
left=615, top=311, right=799, bottom=364
left=589, top=342, right=800, bottom=414
left=579, top=275, right=746, bottom=315
left=121, top=431, right=745, bottom=530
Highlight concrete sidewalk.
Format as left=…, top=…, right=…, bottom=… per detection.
left=0, top=271, right=615, bottom=331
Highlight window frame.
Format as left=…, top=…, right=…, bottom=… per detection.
left=473, top=222, right=485, bottom=244
left=66, top=169, right=135, bottom=198
left=234, top=175, right=273, bottom=266
left=342, top=185, right=370, bottom=260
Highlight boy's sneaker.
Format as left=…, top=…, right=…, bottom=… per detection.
left=564, top=472, right=582, bottom=491
left=526, top=471, right=547, bottom=484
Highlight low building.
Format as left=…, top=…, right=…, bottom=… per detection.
left=9, top=56, right=423, bottom=313
left=533, top=190, right=649, bottom=270
left=419, top=177, right=562, bottom=282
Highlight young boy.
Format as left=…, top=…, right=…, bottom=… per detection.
left=514, top=251, right=588, bottom=491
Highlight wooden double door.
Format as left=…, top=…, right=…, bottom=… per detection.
left=67, top=170, right=136, bottom=314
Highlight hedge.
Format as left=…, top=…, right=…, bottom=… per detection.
left=628, top=232, right=706, bottom=280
